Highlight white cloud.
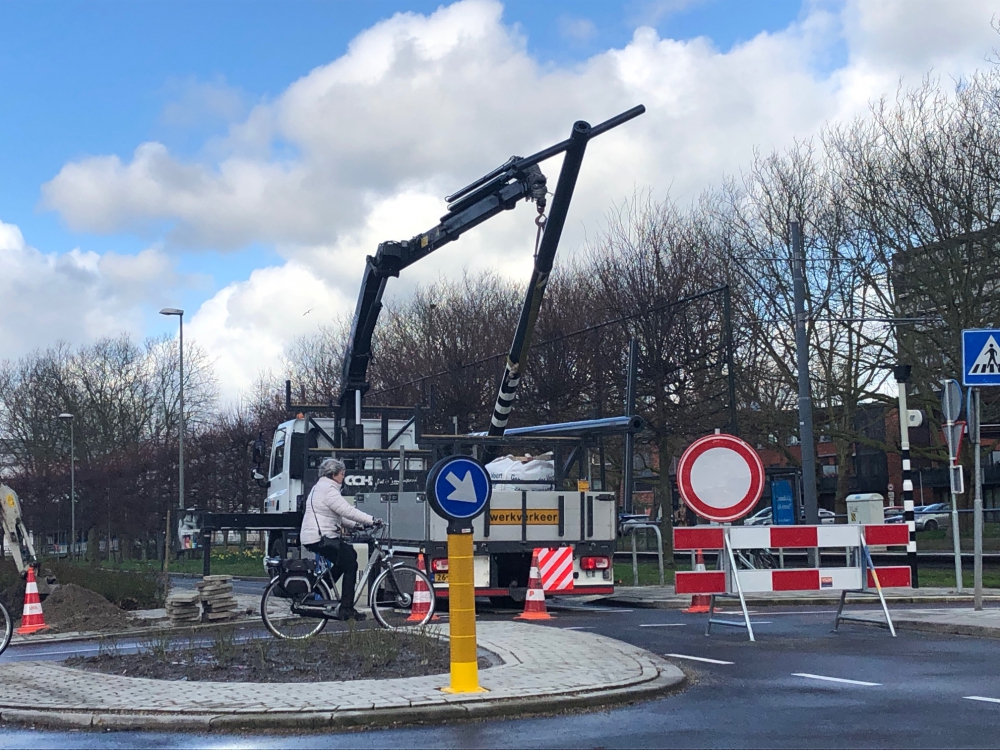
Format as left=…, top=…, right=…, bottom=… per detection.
left=33, top=0, right=1000, bottom=398
left=0, top=220, right=182, bottom=358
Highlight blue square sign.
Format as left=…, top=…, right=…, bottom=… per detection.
left=962, top=329, right=1000, bottom=386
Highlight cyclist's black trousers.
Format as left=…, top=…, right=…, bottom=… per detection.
left=305, top=537, right=358, bottom=611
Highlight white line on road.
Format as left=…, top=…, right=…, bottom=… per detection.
left=965, top=696, right=1000, bottom=704
left=639, top=623, right=685, bottom=628
left=793, top=673, right=880, bottom=686
left=665, top=653, right=734, bottom=665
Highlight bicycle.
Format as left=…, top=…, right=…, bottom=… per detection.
left=260, top=523, right=436, bottom=639
left=0, top=599, right=11, bottom=656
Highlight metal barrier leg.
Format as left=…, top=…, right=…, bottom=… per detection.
left=706, top=595, right=716, bottom=636
left=862, top=540, right=896, bottom=637
left=631, top=529, right=639, bottom=587
left=650, top=525, right=665, bottom=586
left=832, top=536, right=896, bottom=637
left=725, top=536, right=755, bottom=642
left=833, top=590, right=848, bottom=632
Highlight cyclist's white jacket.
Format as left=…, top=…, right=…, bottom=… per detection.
left=300, top=476, right=374, bottom=546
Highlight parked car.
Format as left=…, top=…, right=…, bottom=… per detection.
left=618, top=513, right=651, bottom=536
left=744, top=507, right=836, bottom=526
left=885, top=503, right=950, bottom=530
left=746, top=507, right=773, bottom=526
left=914, top=502, right=951, bottom=531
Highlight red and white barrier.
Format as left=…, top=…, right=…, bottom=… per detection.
left=673, top=524, right=908, bottom=640
left=675, top=524, right=912, bottom=595
left=536, top=547, right=574, bottom=592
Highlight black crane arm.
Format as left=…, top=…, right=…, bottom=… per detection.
left=339, top=162, right=547, bottom=435
left=338, top=104, right=645, bottom=447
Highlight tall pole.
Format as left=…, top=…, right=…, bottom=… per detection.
left=894, top=366, right=919, bottom=588
left=624, top=338, right=638, bottom=515
left=723, top=285, right=738, bottom=436
left=790, top=221, right=818, bottom=526
left=70, top=419, right=75, bottom=561
left=973, top=387, right=983, bottom=610
left=178, top=312, right=185, bottom=511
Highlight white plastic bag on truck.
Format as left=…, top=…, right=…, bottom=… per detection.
left=486, top=453, right=555, bottom=491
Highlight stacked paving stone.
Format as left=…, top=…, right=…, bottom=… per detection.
left=165, top=591, right=202, bottom=625
left=197, top=575, right=239, bottom=621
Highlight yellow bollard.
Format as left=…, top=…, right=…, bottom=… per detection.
left=441, top=532, right=487, bottom=693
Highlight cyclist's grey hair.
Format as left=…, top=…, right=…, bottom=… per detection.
left=318, top=458, right=346, bottom=478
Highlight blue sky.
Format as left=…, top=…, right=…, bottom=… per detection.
left=1, top=0, right=996, bottom=397
left=0, top=0, right=805, bottom=329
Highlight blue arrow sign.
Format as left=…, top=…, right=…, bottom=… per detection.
left=427, top=456, right=492, bottom=521
left=962, top=329, right=1000, bottom=386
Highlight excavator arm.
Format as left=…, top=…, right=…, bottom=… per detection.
left=1, top=484, right=38, bottom=575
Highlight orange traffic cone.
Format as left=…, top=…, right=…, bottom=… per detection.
left=407, top=553, right=439, bottom=622
left=683, top=549, right=711, bottom=614
left=516, top=550, right=553, bottom=621
left=16, top=566, right=48, bottom=634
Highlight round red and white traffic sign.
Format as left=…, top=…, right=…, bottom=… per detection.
left=677, top=434, right=764, bottom=523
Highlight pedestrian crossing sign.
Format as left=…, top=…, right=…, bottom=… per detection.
left=962, top=329, right=1000, bottom=386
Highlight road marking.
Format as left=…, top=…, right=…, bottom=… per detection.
left=639, top=623, right=685, bottom=628
left=665, top=653, right=734, bottom=665
left=563, top=626, right=593, bottom=630
left=793, top=673, right=880, bottom=686
left=965, top=696, right=1000, bottom=704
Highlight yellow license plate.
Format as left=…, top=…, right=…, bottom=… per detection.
left=434, top=572, right=449, bottom=583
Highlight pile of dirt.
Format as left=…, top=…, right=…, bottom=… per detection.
left=25, top=583, right=131, bottom=634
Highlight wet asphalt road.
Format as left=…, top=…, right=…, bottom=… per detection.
left=2, top=600, right=1000, bottom=748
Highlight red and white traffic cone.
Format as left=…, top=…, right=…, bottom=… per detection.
left=407, top=553, right=439, bottom=622
left=683, top=549, right=711, bottom=614
left=16, top=566, right=48, bottom=635
left=516, top=550, right=553, bottom=621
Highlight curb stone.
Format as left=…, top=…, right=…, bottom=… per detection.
left=0, top=666, right=683, bottom=731
left=0, top=624, right=684, bottom=732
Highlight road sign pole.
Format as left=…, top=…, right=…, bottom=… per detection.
left=442, top=528, right=485, bottom=694
left=942, top=379, right=964, bottom=592
left=972, top=388, right=983, bottom=610
left=426, top=455, right=492, bottom=695
left=894, top=367, right=918, bottom=588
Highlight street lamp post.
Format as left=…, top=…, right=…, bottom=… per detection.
left=159, top=308, right=185, bottom=511
left=160, top=308, right=184, bottom=574
left=58, top=413, right=74, bottom=560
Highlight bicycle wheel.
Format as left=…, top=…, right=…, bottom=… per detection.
left=0, top=602, right=11, bottom=656
left=370, top=564, right=436, bottom=629
left=260, top=578, right=332, bottom=640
